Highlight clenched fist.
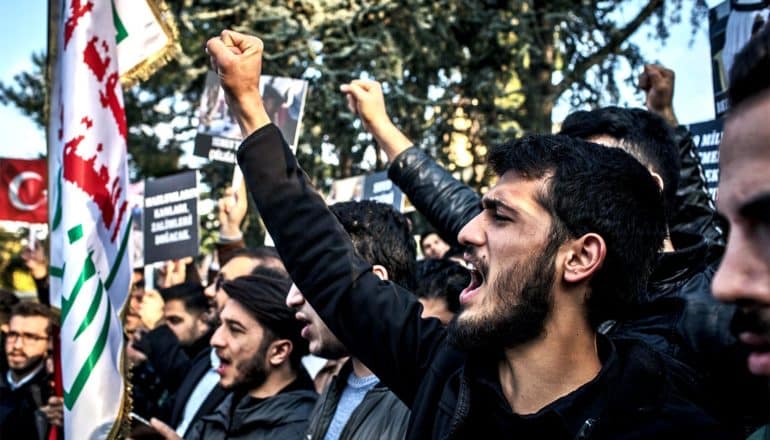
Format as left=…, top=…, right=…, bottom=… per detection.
left=206, top=30, right=271, bottom=136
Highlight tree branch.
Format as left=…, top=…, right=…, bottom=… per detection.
left=553, top=0, right=663, bottom=97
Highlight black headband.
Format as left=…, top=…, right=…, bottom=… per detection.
left=221, top=274, right=299, bottom=341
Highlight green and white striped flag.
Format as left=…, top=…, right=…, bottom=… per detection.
left=48, top=0, right=134, bottom=438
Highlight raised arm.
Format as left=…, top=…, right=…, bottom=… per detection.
left=206, top=31, right=449, bottom=405
left=341, top=80, right=481, bottom=244
left=639, top=64, right=726, bottom=252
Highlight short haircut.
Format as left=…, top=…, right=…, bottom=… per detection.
left=221, top=273, right=307, bottom=371
left=419, top=231, right=440, bottom=248
left=415, top=258, right=468, bottom=314
left=10, top=301, right=58, bottom=336
left=488, top=135, right=666, bottom=327
left=229, top=246, right=287, bottom=276
left=330, top=200, right=417, bottom=291
left=0, top=289, right=20, bottom=326
left=560, top=106, right=680, bottom=224
left=728, top=24, right=770, bottom=107
left=159, top=282, right=208, bottom=315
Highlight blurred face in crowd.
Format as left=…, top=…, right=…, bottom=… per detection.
left=452, top=172, right=558, bottom=350
left=421, top=233, right=451, bottom=259
left=210, top=299, right=271, bottom=390
left=125, top=284, right=145, bottom=335
left=286, top=283, right=347, bottom=359
left=5, top=314, right=50, bottom=379
left=204, top=255, right=259, bottom=314
left=164, top=299, right=210, bottom=347
left=139, top=289, right=165, bottom=330
left=712, top=93, right=770, bottom=376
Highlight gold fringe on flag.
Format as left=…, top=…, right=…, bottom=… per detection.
left=119, top=0, right=183, bottom=89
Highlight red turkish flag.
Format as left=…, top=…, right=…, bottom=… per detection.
left=0, top=158, right=48, bottom=223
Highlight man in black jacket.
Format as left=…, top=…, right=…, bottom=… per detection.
left=711, top=25, right=770, bottom=440
left=341, top=71, right=766, bottom=434
left=161, top=282, right=212, bottom=358
left=286, top=200, right=412, bottom=440
left=152, top=273, right=316, bottom=439
left=0, top=302, right=57, bottom=440
left=166, top=253, right=283, bottom=437
left=207, top=31, right=726, bottom=439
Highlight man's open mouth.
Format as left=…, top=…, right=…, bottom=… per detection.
left=460, top=260, right=485, bottom=305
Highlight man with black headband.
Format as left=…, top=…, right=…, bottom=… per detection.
left=164, top=253, right=285, bottom=437
left=152, top=273, right=316, bottom=439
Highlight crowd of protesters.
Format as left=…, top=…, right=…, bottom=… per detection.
left=2, top=21, right=770, bottom=440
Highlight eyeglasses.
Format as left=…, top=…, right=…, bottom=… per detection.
left=4, top=331, right=48, bottom=344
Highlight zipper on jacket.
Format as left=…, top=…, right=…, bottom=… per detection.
left=443, top=373, right=470, bottom=440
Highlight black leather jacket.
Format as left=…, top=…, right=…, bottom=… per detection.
left=387, top=144, right=766, bottom=435
left=306, top=359, right=409, bottom=440
left=668, top=126, right=725, bottom=256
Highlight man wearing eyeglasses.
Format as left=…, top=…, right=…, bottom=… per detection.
left=0, top=301, right=57, bottom=438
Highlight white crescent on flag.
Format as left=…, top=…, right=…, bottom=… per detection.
left=9, top=171, right=46, bottom=211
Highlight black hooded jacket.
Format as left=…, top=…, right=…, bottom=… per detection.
left=184, top=369, right=317, bottom=440
left=387, top=140, right=767, bottom=435
left=237, top=124, right=727, bottom=439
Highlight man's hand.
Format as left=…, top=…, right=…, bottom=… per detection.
left=638, top=64, right=678, bottom=126
left=40, top=396, right=63, bottom=427
left=22, top=243, right=48, bottom=280
left=340, top=80, right=392, bottom=135
left=156, top=258, right=192, bottom=289
left=150, top=417, right=182, bottom=440
left=340, top=80, right=412, bottom=161
left=126, top=329, right=148, bottom=367
left=206, top=30, right=270, bottom=136
left=218, top=181, right=248, bottom=240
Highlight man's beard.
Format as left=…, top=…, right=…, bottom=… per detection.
left=233, top=339, right=270, bottom=392
left=7, top=353, right=46, bottom=378
left=448, top=240, right=558, bottom=352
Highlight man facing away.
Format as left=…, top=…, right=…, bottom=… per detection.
left=286, top=200, right=413, bottom=439
left=207, top=30, right=726, bottom=439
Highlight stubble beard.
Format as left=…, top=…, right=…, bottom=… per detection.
left=447, top=242, right=558, bottom=352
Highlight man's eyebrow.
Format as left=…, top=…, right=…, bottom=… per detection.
left=482, top=197, right=513, bottom=212
left=739, top=192, right=770, bottom=221
left=482, top=197, right=524, bottom=219
left=223, top=317, right=246, bottom=330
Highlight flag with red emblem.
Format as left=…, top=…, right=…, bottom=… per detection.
left=47, top=0, right=133, bottom=438
left=0, top=158, right=47, bottom=223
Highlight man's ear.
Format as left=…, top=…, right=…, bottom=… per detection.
left=563, top=233, right=606, bottom=284
left=196, top=313, right=210, bottom=335
left=650, top=171, right=665, bottom=193
left=267, top=339, right=292, bottom=367
left=372, top=264, right=390, bottom=282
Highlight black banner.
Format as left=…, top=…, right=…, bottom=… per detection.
left=686, top=119, right=724, bottom=200
left=143, top=170, right=199, bottom=264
